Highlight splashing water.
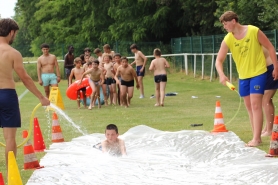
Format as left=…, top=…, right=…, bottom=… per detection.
left=47, top=103, right=87, bottom=135
left=18, top=89, right=29, bottom=101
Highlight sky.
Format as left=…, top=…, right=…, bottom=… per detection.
left=0, top=0, right=17, bottom=18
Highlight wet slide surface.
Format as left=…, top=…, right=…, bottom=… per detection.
left=27, top=125, right=278, bottom=185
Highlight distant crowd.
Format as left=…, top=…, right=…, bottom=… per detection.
left=36, top=43, right=170, bottom=109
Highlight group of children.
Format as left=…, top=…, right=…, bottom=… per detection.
left=68, top=44, right=170, bottom=109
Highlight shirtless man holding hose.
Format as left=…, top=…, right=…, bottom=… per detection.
left=37, top=43, right=61, bottom=98
left=0, top=18, right=50, bottom=169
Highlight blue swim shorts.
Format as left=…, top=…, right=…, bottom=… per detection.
left=136, top=65, right=145, bottom=77
left=0, top=89, right=21, bottom=128
left=41, top=73, right=58, bottom=86
left=265, top=64, right=278, bottom=90
left=239, top=72, right=267, bottom=97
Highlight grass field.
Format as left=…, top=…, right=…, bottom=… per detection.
left=0, top=72, right=275, bottom=184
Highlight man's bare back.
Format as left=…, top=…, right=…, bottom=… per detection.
left=118, top=65, right=136, bottom=81
left=150, top=57, right=169, bottom=75
left=0, top=44, right=19, bottom=89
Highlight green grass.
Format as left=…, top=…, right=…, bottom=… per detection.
left=0, top=72, right=276, bottom=184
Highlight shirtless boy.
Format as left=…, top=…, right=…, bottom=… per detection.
left=64, top=45, right=74, bottom=86
left=101, top=124, right=127, bottom=156
left=103, top=54, right=116, bottom=105
left=130, top=44, right=147, bottom=98
left=103, top=44, right=115, bottom=58
left=94, top=48, right=104, bottom=67
left=83, top=54, right=90, bottom=71
left=69, top=57, right=86, bottom=109
left=0, top=18, right=50, bottom=168
left=113, top=53, right=122, bottom=105
left=37, top=43, right=61, bottom=98
left=115, top=57, right=139, bottom=108
left=149, top=48, right=170, bottom=107
left=261, top=47, right=278, bottom=136
left=79, top=60, right=104, bottom=109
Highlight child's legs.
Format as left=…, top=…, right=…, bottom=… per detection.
left=138, top=76, right=144, bottom=96
left=95, top=85, right=101, bottom=107
left=160, top=81, right=167, bottom=104
left=111, top=83, right=117, bottom=104
left=117, top=84, right=121, bottom=105
left=82, top=90, right=86, bottom=107
left=127, top=86, right=134, bottom=105
left=77, top=90, right=81, bottom=108
left=102, top=83, right=108, bottom=101
left=155, top=83, right=160, bottom=105
left=120, top=85, right=128, bottom=105
left=262, top=89, right=276, bottom=134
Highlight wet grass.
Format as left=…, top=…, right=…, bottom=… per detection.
left=0, top=72, right=276, bottom=184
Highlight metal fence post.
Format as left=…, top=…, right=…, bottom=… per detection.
left=210, top=54, right=215, bottom=82
left=201, top=54, right=204, bottom=79
left=184, top=54, right=188, bottom=75
left=194, top=54, right=196, bottom=78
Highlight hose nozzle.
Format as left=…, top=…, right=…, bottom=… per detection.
left=226, top=81, right=235, bottom=91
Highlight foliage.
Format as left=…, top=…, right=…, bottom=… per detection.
left=11, top=0, right=278, bottom=57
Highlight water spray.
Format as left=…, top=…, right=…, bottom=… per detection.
left=225, top=81, right=242, bottom=125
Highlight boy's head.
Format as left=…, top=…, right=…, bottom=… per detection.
left=41, top=43, right=50, bottom=55
left=105, top=124, right=119, bottom=142
left=87, top=61, right=93, bottom=69
left=94, top=48, right=102, bottom=56
left=74, top=57, right=82, bottom=67
left=114, top=53, right=121, bottom=63
left=153, top=48, right=162, bottom=56
left=84, top=47, right=91, bottom=55
left=219, top=11, right=238, bottom=23
left=0, top=18, right=19, bottom=45
left=68, top=45, right=74, bottom=53
left=130, top=44, right=138, bottom=53
left=84, top=55, right=90, bottom=62
left=79, top=54, right=85, bottom=61
left=92, top=59, right=99, bottom=69
left=103, top=44, right=111, bottom=53
left=121, top=56, right=129, bottom=68
left=103, top=54, right=112, bottom=63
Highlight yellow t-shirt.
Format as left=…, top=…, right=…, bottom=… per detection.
left=224, top=25, right=266, bottom=79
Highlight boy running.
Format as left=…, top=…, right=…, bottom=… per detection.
left=113, top=53, right=122, bottom=105
left=101, top=124, right=127, bottom=156
left=130, top=44, right=147, bottom=98
left=215, top=11, right=278, bottom=147
left=79, top=60, right=104, bottom=109
left=115, top=57, right=139, bottom=108
left=103, top=54, right=116, bottom=105
left=69, top=57, right=86, bottom=109
left=149, top=48, right=170, bottom=107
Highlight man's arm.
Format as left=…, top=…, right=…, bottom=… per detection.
left=149, top=60, right=154, bottom=71
left=68, top=69, right=74, bottom=85
left=258, top=30, right=278, bottom=80
left=139, top=51, right=147, bottom=72
left=79, top=69, right=92, bottom=84
left=37, top=58, right=43, bottom=86
left=215, top=41, right=229, bottom=85
left=164, top=58, right=170, bottom=68
left=14, top=51, right=50, bottom=106
left=54, top=57, right=61, bottom=83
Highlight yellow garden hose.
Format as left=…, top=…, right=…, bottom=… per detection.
left=0, top=103, right=42, bottom=148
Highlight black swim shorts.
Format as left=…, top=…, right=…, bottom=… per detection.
left=121, top=79, right=134, bottom=87
left=154, top=74, right=167, bottom=83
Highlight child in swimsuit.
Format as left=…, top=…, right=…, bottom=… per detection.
left=69, top=57, right=86, bottom=109
left=101, top=124, right=127, bottom=157
left=149, top=48, right=170, bottom=107
left=113, top=53, right=122, bottom=105
left=103, top=54, right=117, bottom=105
left=79, top=60, right=104, bottom=109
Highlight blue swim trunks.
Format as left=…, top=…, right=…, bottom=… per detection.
left=265, top=64, right=278, bottom=90
left=0, top=89, right=21, bottom=128
left=41, top=73, right=58, bottom=86
left=136, top=65, right=145, bottom=77
left=239, top=72, right=267, bottom=97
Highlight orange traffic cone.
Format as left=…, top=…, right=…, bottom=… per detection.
left=0, top=172, right=4, bottom=185
left=52, top=112, right=64, bottom=142
left=33, top=117, right=46, bottom=152
left=266, top=116, right=278, bottom=157
left=212, top=101, right=228, bottom=132
left=23, top=130, right=44, bottom=170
